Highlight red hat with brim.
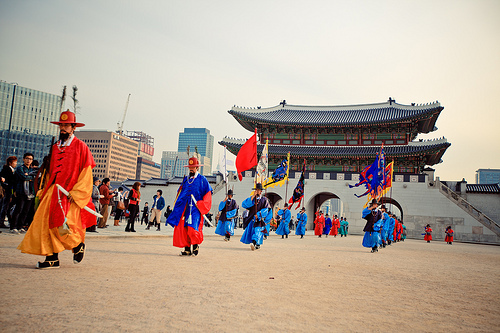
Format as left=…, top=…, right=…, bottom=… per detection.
left=184, top=157, right=202, bottom=167
left=51, top=110, right=85, bottom=127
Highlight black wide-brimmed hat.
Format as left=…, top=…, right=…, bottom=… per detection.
left=227, top=189, right=234, bottom=196
left=370, top=199, right=379, bottom=206
left=253, top=183, right=263, bottom=190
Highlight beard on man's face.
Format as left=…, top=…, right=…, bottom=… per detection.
left=189, top=170, right=196, bottom=177
left=59, top=131, right=70, bottom=141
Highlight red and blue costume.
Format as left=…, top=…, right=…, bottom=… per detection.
left=167, top=172, right=212, bottom=248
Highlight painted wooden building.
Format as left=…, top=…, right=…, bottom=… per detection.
left=220, top=98, right=451, bottom=174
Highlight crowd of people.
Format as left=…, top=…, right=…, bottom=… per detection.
left=312, top=211, right=349, bottom=238
left=360, top=199, right=409, bottom=253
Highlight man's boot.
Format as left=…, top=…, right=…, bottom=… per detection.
left=37, top=253, right=60, bottom=269
left=192, top=244, right=199, bottom=256
left=180, top=246, right=191, bottom=256
left=73, top=243, right=85, bottom=264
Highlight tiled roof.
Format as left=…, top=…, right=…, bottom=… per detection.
left=229, top=100, right=443, bottom=133
left=219, top=137, right=450, bottom=165
left=466, top=183, right=500, bottom=193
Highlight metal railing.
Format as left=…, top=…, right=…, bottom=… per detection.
left=438, top=181, right=500, bottom=237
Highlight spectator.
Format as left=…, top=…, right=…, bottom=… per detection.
left=125, top=182, right=141, bottom=232
left=98, top=178, right=115, bottom=228
left=11, top=153, right=35, bottom=234
left=147, top=189, right=165, bottom=230
left=141, top=202, right=149, bottom=225
left=86, top=177, right=101, bottom=233
left=23, top=159, right=40, bottom=229
left=113, top=187, right=125, bottom=226
left=0, top=156, right=17, bottom=229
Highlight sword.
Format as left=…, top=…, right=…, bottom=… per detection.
left=56, top=184, right=103, bottom=218
left=190, top=194, right=214, bottom=227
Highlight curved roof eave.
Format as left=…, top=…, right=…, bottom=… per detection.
left=219, top=138, right=451, bottom=161
left=229, top=102, right=443, bottom=133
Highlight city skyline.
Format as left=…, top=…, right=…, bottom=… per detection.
left=1, top=1, right=499, bottom=183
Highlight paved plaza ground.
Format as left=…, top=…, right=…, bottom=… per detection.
left=1, top=225, right=499, bottom=332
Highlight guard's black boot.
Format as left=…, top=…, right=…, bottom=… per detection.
left=192, top=244, right=199, bottom=256
left=180, top=246, right=191, bottom=256
left=37, top=253, right=60, bottom=269
left=73, top=243, right=85, bottom=264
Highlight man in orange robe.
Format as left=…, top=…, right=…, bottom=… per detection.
left=18, top=110, right=96, bottom=269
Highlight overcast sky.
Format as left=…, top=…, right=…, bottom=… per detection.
left=1, top=0, right=499, bottom=183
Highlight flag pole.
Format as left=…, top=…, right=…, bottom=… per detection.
left=224, top=145, right=228, bottom=195
left=389, top=159, right=394, bottom=212
left=284, top=152, right=290, bottom=206
left=303, top=158, right=306, bottom=209
left=254, top=128, right=258, bottom=187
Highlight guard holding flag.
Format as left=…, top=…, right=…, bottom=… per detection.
left=240, top=183, right=271, bottom=250
left=166, top=157, right=212, bottom=256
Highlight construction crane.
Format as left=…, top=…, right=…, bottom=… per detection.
left=117, top=93, right=131, bottom=135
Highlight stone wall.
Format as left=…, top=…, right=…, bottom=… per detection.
left=132, top=173, right=500, bottom=245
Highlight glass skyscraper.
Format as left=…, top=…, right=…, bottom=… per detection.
left=177, top=128, right=214, bottom=174
left=476, top=169, right=500, bottom=184
left=0, top=81, right=60, bottom=163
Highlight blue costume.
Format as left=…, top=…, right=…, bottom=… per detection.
left=215, top=197, right=238, bottom=238
left=166, top=174, right=212, bottom=232
left=339, top=219, right=349, bottom=236
left=240, top=195, right=271, bottom=248
left=166, top=171, right=213, bottom=251
left=361, top=207, right=383, bottom=252
left=387, top=216, right=395, bottom=242
left=295, top=211, right=307, bottom=236
left=275, top=208, right=291, bottom=236
left=380, top=212, right=390, bottom=243
left=323, top=217, right=332, bottom=235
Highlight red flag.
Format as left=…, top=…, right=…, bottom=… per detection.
left=235, top=131, right=257, bottom=181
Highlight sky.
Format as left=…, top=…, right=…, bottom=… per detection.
left=1, top=0, right=499, bottom=183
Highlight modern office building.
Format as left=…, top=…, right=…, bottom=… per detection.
left=177, top=128, right=214, bottom=174
left=161, top=151, right=211, bottom=178
left=125, top=130, right=155, bottom=160
left=0, top=81, right=60, bottom=163
left=161, top=151, right=190, bottom=178
left=136, top=156, right=161, bottom=179
left=77, top=130, right=139, bottom=181
left=476, top=169, right=500, bottom=184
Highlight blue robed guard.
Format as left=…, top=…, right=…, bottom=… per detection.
left=215, top=189, right=239, bottom=241
left=275, top=203, right=291, bottom=239
left=362, top=199, right=383, bottom=253
left=295, top=207, right=307, bottom=238
left=240, top=183, right=271, bottom=251
left=323, top=214, right=332, bottom=237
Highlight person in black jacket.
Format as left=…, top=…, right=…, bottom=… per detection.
left=0, top=156, right=18, bottom=228
left=10, top=153, right=35, bottom=233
